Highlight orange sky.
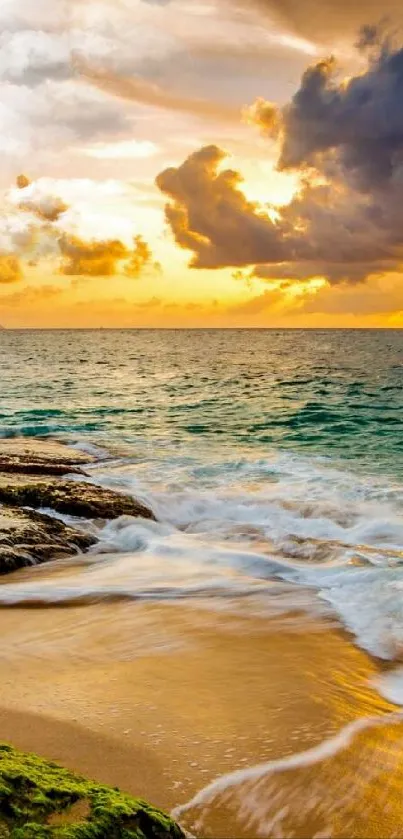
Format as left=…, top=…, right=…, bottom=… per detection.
left=0, top=0, right=402, bottom=328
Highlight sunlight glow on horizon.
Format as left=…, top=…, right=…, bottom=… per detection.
left=0, top=0, right=402, bottom=328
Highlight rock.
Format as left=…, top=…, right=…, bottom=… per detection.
left=0, top=439, right=92, bottom=476
left=0, top=439, right=155, bottom=575
left=0, top=477, right=155, bottom=521
left=0, top=742, right=185, bottom=838
left=0, top=506, right=95, bottom=575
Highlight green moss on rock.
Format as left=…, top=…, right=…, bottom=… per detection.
left=0, top=744, right=185, bottom=839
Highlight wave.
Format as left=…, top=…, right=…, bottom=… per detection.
left=173, top=712, right=403, bottom=838
left=1, top=446, right=402, bottom=661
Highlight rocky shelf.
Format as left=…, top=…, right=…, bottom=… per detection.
left=0, top=439, right=155, bottom=575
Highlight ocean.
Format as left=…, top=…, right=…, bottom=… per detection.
left=0, top=328, right=403, bottom=837
left=1, top=329, right=402, bottom=473
left=0, top=327, right=402, bottom=653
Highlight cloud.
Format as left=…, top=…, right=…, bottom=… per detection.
left=156, top=32, right=403, bottom=284
left=15, top=177, right=69, bottom=222
left=134, top=296, right=162, bottom=308
left=16, top=174, right=30, bottom=189
left=231, top=0, right=403, bottom=42
left=124, top=235, right=158, bottom=278
left=0, top=254, right=22, bottom=284
left=0, top=79, right=135, bottom=172
left=0, top=0, right=69, bottom=34
left=0, top=0, right=314, bottom=177
left=0, top=283, right=62, bottom=305
left=0, top=29, right=71, bottom=87
left=59, top=234, right=128, bottom=276
left=74, top=59, right=241, bottom=123
left=301, top=274, right=403, bottom=315
left=4, top=176, right=157, bottom=279
left=253, top=260, right=396, bottom=284
left=0, top=211, right=37, bottom=256
left=228, top=287, right=284, bottom=314
left=261, top=36, right=403, bottom=190
left=82, top=140, right=159, bottom=160
left=156, top=144, right=286, bottom=268
left=59, top=232, right=156, bottom=278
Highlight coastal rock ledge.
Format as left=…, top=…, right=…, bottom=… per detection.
left=0, top=742, right=185, bottom=838
left=0, top=439, right=155, bottom=575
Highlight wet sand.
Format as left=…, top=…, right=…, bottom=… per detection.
left=0, top=598, right=402, bottom=836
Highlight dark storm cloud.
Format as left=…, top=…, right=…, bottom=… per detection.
left=156, top=33, right=403, bottom=283
left=270, top=40, right=403, bottom=190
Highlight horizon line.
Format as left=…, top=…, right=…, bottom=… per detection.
left=0, top=326, right=401, bottom=332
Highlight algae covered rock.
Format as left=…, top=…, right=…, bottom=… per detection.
left=0, top=743, right=185, bottom=838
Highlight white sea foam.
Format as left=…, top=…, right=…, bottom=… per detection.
left=173, top=712, right=403, bottom=820
left=1, top=449, right=403, bottom=660
left=173, top=712, right=403, bottom=838
left=373, top=668, right=403, bottom=705
left=69, top=440, right=111, bottom=460
left=83, top=450, right=403, bottom=660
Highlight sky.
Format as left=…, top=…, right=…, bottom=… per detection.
left=0, top=0, right=403, bottom=327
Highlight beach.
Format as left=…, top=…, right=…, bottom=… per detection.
left=0, top=328, right=402, bottom=837
left=2, top=0, right=403, bottom=827
left=0, top=596, right=402, bottom=837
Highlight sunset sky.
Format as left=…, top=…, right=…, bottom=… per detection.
left=1, top=0, right=403, bottom=327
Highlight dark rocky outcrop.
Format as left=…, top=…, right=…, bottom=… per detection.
left=0, top=439, right=155, bottom=575
left=0, top=477, right=155, bottom=521
left=0, top=742, right=185, bottom=838
left=0, top=440, right=93, bottom=475
left=0, top=506, right=95, bottom=574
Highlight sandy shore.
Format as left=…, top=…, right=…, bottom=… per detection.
left=0, top=597, right=401, bottom=836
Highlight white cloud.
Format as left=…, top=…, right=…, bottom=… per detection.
left=83, top=140, right=159, bottom=159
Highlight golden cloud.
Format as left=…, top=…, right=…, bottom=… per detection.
left=0, top=254, right=22, bottom=284
left=59, top=233, right=155, bottom=278
left=124, top=235, right=157, bottom=278
left=6, top=177, right=157, bottom=281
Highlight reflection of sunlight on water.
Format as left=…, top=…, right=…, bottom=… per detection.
left=176, top=714, right=403, bottom=839
left=0, top=580, right=399, bottom=836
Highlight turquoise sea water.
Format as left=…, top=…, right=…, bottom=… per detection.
left=0, top=329, right=402, bottom=476
left=0, top=328, right=402, bottom=664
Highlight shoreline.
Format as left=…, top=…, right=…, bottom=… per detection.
left=0, top=439, right=402, bottom=835
left=0, top=706, right=173, bottom=812
left=0, top=598, right=398, bottom=836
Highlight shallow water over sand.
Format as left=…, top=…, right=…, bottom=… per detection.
left=0, top=598, right=401, bottom=838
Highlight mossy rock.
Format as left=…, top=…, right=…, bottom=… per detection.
left=0, top=744, right=185, bottom=838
